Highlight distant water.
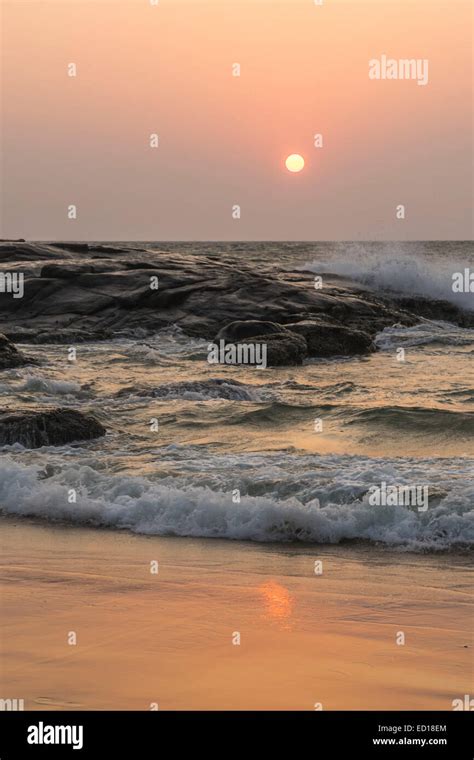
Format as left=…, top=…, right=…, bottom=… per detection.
left=1, top=242, right=473, bottom=551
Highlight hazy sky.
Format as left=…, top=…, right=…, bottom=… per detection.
left=1, top=0, right=472, bottom=240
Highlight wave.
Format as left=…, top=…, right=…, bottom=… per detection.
left=375, top=322, right=474, bottom=350
left=347, top=406, right=474, bottom=434
left=116, top=378, right=272, bottom=402
left=443, top=388, right=474, bottom=403
left=18, top=375, right=83, bottom=396
left=115, top=379, right=355, bottom=404
left=237, top=402, right=474, bottom=436
left=1, top=453, right=472, bottom=551
left=302, top=249, right=474, bottom=311
left=139, top=396, right=473, bottom=435
left=122, top=327, right=208, bottom=362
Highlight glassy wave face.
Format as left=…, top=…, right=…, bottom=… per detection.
left=0, top=242, right=473, bottom=551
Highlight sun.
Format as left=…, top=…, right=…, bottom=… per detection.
left=285, top=154, right=305, bottom=173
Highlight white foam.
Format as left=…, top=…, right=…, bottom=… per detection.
left=375, top=321, right=474, bottom=350
left=302, top=248, right=474, bottom=311
left=19, top=375, right=82, bottom=395
left=0, top=454, right=472, bottom=551
left=145, top=379, right=269, bottom=402
left=123, top=327, right=208, bottom=362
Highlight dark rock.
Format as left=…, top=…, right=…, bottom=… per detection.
left=0, top=333, right=33, bottom=370
left=3, top=329, right=113, bottom=344
left=51, top=243, right=90, bottom=253
left=121, top=260, right=162, bottom=271
left=286, top=320, right=374, bottom=357
left=117, top=378, right=257, bottom=401
left=216, top=320, right=291, bottom=342
left=91, top=245, right=146, bottom=256
left=235, top=332, right=308, bottom=367
left=393, top=296, right=474, bottom=329
left=0, top=408, right=106, bottom=448
left=40, top=262, right=128, bottom=279
left=0, top=243, right=472, bottom=351
left=0, top=243, right=74, bottom=262
left=41, top=264, right=95, bottom=279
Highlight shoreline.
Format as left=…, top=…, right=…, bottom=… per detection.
left=1, top=518, right=472, bottom=710
left=1, top=513, right=473, bottom=557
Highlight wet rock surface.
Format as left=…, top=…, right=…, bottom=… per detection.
left=0, top=408, right=106, bottom=448
left=0, top=242, right=472, bottom=356
left=235, top=332, right=308, bottom=366
left=286, top=320, right=374, bottom=357
left=0, top=332, right=35, bottom=370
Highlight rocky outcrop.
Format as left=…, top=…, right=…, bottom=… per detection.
left=0, top=242, right=472, bottom=355
left=117, top=378, right=259, bottom=401
left=0, top=333, right=33, bottom=370
left=286, top=320, right=374, bottom=357
left=214, top=321, right=306, bottom=366
left=215, top=318, right=374, bottom=359
left=215, top=320, right=291, bottom=342
left=3, top=329, right=113, bottom=345
left=0, top=408, right=106, bottom=448
left=394, top=296, right=474, bottom=330
left=235, top=332, right=307, bottom=366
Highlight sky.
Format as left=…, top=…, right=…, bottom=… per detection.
left=1, top=0, right=472, bottom=240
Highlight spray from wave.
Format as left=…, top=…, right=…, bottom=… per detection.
left=302, top=246, right=474, bottom=311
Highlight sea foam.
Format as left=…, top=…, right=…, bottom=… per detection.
left=0, top=453, right=472, bottom=551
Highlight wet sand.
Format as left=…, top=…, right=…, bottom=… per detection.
left=0, top=518, right=472, bottom=710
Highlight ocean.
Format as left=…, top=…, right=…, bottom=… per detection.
left=0, top=241, right=473, bottom=552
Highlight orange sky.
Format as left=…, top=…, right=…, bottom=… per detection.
left=1, top=0, right=472, bottom=239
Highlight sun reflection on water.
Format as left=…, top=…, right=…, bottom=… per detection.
left=258, top=581, right=294, bottom=629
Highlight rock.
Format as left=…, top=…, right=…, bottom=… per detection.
left=0, top=333, right=33, bottom=370
left=286, top=320, right=374, bottom=357
left=213, top=320, right=307, bottom=365
left=51, top=242, right=90, bottom=253
left=40, top=262, right=127, bottom=279
left=117, top=378, right=258, bottom=401
left=0, top=242, right=472, bottom=350
left=394, top=296, right=474, bottom=330
left=40, top=264, right=96, bottom=279
left=0, top=408, right=106, bottom=448
left=3, top=328, right=113, bottom=345
left=0, top=242, right=74, bottom=262
left=215, top=320, right=291, bottom=342
left=235, top=332, right=308, bottom=367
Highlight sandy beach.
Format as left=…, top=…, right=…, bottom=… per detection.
left=1, top=517, right=471, bottom=711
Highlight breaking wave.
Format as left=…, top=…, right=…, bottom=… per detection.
left=303, top=250, right=474, bottom=311
left=18, top=375, right=83, bottom=396
left=375, top=322, right=474, bottom=350
left=116, top=378, right=271, bottom=402
left=1, top=453, right=472, bottom=552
